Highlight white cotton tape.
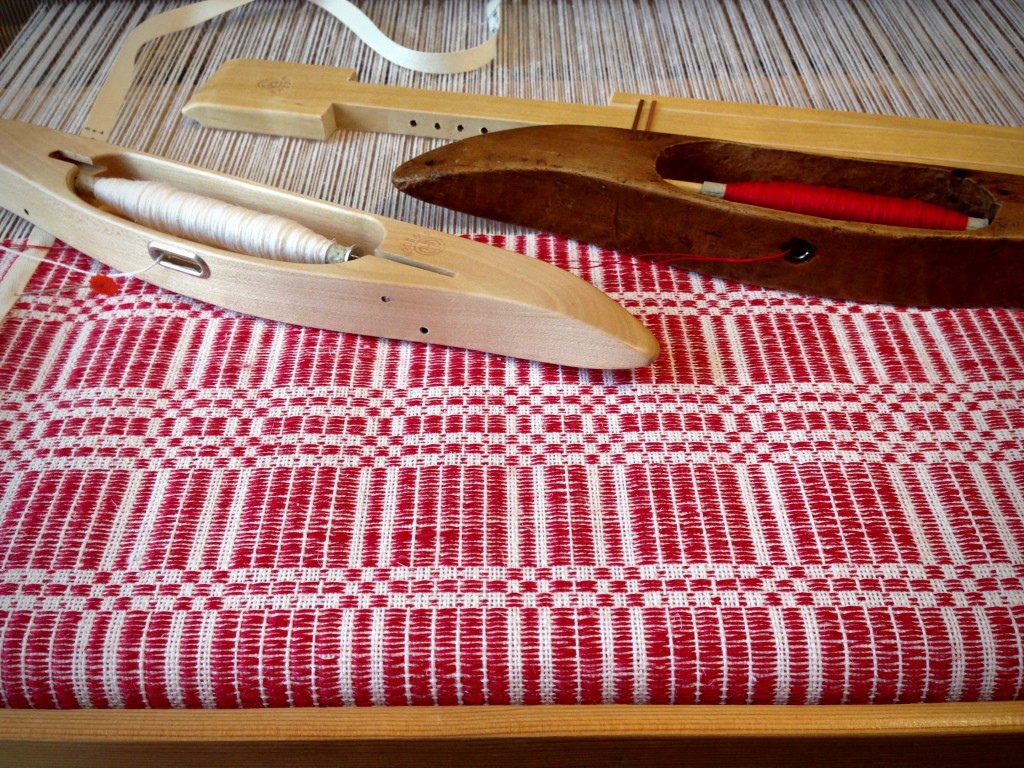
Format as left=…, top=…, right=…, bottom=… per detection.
left=310, top=0, right=501, bottom=74
left=83, top=0, right=260, bottom=141
left=83, top=0, right=501, bottom=141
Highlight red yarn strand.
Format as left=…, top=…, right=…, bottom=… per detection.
left=635, top=250, right=787, bottom=266
left=722, top=181, right=970, bottom=230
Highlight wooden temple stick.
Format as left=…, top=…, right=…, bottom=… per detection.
left=183, top=59, right=1024, bottom=175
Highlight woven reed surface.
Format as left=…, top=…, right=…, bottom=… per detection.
left=0, top=1, right=1022, bottom=707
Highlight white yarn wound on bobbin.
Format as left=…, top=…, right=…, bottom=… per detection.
left=82, top=176, right=340, bottom=264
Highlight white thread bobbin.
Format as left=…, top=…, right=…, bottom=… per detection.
left=75, top=176, right=362, bottom=264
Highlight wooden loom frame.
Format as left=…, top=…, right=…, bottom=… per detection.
left=0, top=702, right=1023, bottom=766
left=2, top=4, right=1023, bottom=766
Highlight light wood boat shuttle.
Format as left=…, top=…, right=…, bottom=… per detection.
left=184, top=59, right=1024, bottom=175
left=0, top=120, right=658, bottom=369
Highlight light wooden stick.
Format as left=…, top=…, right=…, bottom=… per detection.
left=184, top=58, right=1024, bottom=175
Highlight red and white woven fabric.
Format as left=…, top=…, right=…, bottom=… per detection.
left=1, top=234, right=1022, bottom=707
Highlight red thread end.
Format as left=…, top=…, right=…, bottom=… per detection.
left=88, top=274, right=119, bottom=296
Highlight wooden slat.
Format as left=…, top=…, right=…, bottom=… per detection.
left=1, top=703, right=1022, bottom=768
left=183, top=58, right=1024, bottom=174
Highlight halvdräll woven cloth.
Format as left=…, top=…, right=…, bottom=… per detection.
left=1, top=234, right=1022, bottom=707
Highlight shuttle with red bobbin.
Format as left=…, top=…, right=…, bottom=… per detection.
left=391, top=124, right=1024, bottom=308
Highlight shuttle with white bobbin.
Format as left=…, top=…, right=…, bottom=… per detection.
left=0, top=119, right=659, bottom=369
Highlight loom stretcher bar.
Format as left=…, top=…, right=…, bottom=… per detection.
left=183, top=59, right=1024, bottom=175
left=0, top=119, right=658, bottom=369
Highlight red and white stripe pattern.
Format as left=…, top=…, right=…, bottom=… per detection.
left=1, top=235, right=1022, bottom=707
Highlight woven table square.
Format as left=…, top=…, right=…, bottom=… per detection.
left=1, top=233, right=1022, bottom=707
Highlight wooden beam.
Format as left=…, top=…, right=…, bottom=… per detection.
left=183, top=59, right=1024, bottom=175
left=1, top=702, right=1022, bottom=768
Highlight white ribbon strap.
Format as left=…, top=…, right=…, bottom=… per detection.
left=83, top=0, right=502, bottom=141
left=83, top=0, right=261, bottom=141
left=311, top=0, right=501, bottom=74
